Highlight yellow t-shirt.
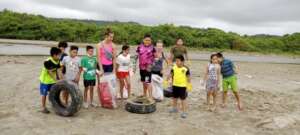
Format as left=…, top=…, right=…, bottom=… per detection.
left=39, top=57, right=60, bottom=84
left=171, top=65, right=190, bottom=87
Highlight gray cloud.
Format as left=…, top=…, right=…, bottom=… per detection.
left=0, top=0, right=299, bottom=35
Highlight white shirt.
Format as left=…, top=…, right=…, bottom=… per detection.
left=62, top=56, right=81, bottom=80
left=116, top=54, right=131, bottom=72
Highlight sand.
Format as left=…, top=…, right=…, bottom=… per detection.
left=0, top=56, right=299, bottom=135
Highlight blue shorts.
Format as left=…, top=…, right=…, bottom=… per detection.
left=40, top=83, right=54, bottom=96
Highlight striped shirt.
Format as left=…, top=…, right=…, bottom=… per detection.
left=221, top=59, right=235, bottom=78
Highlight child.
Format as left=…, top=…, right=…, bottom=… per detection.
left=61, top=45, right=81, bottom=105
left=203, top=53, right=221, bottom=112
left=151, top=40, right=167, bottom=101
left=39, top=47, right=62, bottom=113
left=81, top=45, right=99, bottom=108
left=116, top=45, right=131, bottom=99
left=136, top=34, right=155, bottom=98
left=58, top=41, right=68, bottom=75
left=216, top=52, right=242, bottom=111
left=151, top=40, right=167, bottom=77
left=58, top=41, right=68, bottom=61
left=168, top=55, right=191, bottom=118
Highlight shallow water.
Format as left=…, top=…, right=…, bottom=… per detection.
left=0, top=44, right=89, bottom=55
left=0, top=44, right=299, bottom=64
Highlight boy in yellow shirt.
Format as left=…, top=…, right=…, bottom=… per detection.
left=39, top=47, right=62, bottom=113
left=168, top=55, right=191, bottom=118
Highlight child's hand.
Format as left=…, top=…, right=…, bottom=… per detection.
left=75, top=74, right=81, bottom=82
left=96, top=70, right=103, bottom=76
left=168, top=79, right=172, bottom=85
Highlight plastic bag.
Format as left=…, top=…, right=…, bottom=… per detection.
left=98, top=73, right=117, bottom=109
left=163, top=80, right=169, bottom=89
left=163, top=86, right=173, bottom=98
left=187, top=82, right=192, bottom=92
left=98, top=82, right=113, bottom=109
left=151, top=74, right=164, bottom=101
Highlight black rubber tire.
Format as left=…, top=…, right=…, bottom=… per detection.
left=125, top=97, right=156, bottom=114
left=49, top=80, right=83, bottom=117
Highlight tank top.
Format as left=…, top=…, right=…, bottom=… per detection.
left=208, top=63, right=218, bottom=80
left=99, top=42, right=113, bottom=65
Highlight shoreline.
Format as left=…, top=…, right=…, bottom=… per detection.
left=0, top=55, right=299, bottom=65
left=1, top=39, right=300, bottom=64
left=1, top=38, right=299, bottom=58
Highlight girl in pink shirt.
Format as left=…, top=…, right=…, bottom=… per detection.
left=136, top=34, right=156, bottom=98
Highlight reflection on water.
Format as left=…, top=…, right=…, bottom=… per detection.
left=0, top=44, right=299, bottom=64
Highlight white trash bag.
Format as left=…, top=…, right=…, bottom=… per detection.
left=151, top=74, right=164, bottom=101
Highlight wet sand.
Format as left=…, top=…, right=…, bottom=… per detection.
left=0, top=56, right=299, bottom=135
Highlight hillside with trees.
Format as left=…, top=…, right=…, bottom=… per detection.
left=0, top=10, right=299, bottom=54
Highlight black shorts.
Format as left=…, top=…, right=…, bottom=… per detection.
left=151, top=71, right=163, bottom=77
left=140, top=70, right=152, bottom=83
left=172, top=86, right=188, bottom=100
left=84, top=80, right=96, bottom=87
left=102, top=64, right=113, bottom=73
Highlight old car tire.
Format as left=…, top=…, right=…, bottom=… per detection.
left=125, top=97, right=156, bottom=114
left=49, top=80, right=83, bottom=117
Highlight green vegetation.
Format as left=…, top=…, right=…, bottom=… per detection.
left=0, top=10, right=299, bottom=55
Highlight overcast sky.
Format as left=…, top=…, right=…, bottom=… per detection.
left=1, top=0, right=299, bottom=35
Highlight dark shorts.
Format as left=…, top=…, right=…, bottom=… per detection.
left=84, top=80, right=96, bottom=87
left=140, top=70, right=152, bottom=83
left=40, top=83, right=54, bottom=96
left=151, top=71, right=163, bottom=77
left=172, top=86, right=188, bottom=100
left=103, top=64, right=113, bottom=73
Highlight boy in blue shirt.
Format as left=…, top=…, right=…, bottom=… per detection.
left=216, top=52, right=242, bottom=111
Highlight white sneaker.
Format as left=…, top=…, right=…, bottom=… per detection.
left=90, top=102, right=98, bottom=107
left=83, top=102, right=89, bottom=109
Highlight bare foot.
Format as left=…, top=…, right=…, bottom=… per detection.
left=40, top=108, right=50, bottom=114
left=237, top=103, right=243, bottom=111
left=211, top=106, right=217, bottom=112
left=207, top=106, right=212, bottom=112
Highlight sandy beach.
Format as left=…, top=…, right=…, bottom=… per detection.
left=0, top=55, right=299, bottom=135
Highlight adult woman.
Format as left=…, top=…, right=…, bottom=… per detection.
left=97, top=28, right=117, bottom=75
left=169, top=38, right=189, bottom=63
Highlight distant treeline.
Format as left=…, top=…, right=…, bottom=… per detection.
left=0, top=10, right=299, bottom=54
